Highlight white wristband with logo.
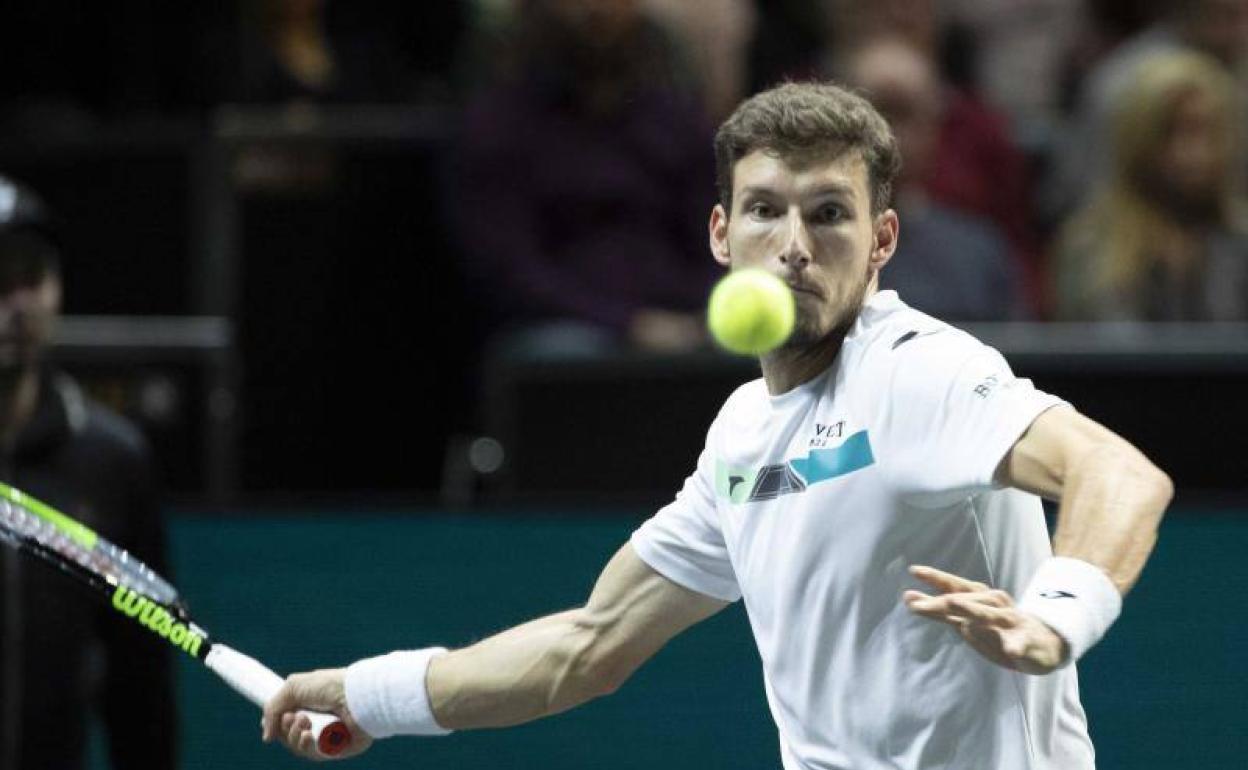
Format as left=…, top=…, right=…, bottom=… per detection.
left=1018, top=557, right=1122, bottom=666
left=344, top=647, right=452, bottom=738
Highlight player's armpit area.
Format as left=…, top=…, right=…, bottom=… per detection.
left=995, top=407, right=1173, bottom=594
left=428, top=543, right=729, bottom=730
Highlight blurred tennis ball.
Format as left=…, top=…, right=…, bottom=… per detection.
left=707, top=269, right=795, bottom=355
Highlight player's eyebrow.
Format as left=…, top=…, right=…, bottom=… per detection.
left=738, top=183, right=856, bottom=199
left=738, top=185, right=780, bottom=198
left=802, top=183, right=856, bottom=200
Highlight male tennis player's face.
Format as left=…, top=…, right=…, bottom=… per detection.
left=709, top=149, right=898, bottom=348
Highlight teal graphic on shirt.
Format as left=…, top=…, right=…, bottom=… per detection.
left=716, top=430, right=875, bottom=504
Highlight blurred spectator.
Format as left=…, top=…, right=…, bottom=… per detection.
left=943, top=0, right=1089, bottom=149
left=223, top=0, right=465, bottom=104
left=1053, top=52, right=1248, bottom=321
left=822, top=0, right=1042, bottom=313
left=748, top=0, right=825, bottom=93
left=1045, top=0, right=1248, bottom=220
left=642, top=0, right=757, bottom=121
left=844, top=36, right=1025, bottom=321
left=452, top=0, right=717, bottom=356
left=0, top=176, right=173, bottom=768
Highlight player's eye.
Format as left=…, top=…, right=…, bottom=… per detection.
left=748, top=201, right=777, bottom=219
left=811, top=204, right=845, bottom=224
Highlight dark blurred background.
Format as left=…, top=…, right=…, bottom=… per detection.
left=0, top=1, right=1245, bottom=767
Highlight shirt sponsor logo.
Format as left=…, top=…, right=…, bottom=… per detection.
left=111, top=585, right=204, bottom=656
left=716, top=430, right=875, bottom=504
left=973, top=374, right=1001, bottom=398
left=809, top=421, right=844, bottom=448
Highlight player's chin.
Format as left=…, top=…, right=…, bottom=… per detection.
left=781, top=314, right=824, bottom=349
left=781, top=327, right=826, bottom=353
left=788, top=306, right=850, bottom=347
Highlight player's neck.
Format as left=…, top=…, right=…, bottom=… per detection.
left=759, top=330, right=846, bottom=396
left=0, top=367, right=41, bottom=447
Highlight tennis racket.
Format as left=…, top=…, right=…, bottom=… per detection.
left=0, top=481, right=352, bottom=756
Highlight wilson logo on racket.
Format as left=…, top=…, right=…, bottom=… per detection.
left=111, top=585, right=205, bottom=655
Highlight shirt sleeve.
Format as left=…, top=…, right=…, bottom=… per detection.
left=874, top=332, right=1068, bottom=506
left=631, top=424, right=741, bottom=602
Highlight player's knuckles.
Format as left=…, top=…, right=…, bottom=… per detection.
left=297, top=730, right=325, bottom=762
left=286, top=717, right=307, bottom=747
left=1001, top=631, right=1029, bottom=659
left=288, top=672, right=318, bottom=695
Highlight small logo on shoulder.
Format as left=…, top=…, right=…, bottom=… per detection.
left=892, top=328, right=945, bottom=349
left=973, top=374, right=1001, bottom=398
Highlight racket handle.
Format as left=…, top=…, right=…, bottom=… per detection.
left=204, top=643, right=353, bottom=756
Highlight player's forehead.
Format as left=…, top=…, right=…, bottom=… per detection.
left=731, top=147, right=870, bottom=206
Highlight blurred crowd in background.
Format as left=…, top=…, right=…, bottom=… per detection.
left=6, top=0, right=1248, bottom=335
left=2, top=0, right=1248, bottom=494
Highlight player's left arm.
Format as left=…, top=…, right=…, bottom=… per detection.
left=906, top=406, right=1173, bottom=673
left=997, top=406, right=1173, bottom=592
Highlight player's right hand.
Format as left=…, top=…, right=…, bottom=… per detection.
left=262, top=668, right=375, bottom=761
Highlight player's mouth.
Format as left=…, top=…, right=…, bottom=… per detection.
left=787, top=282, right=822, bottom=300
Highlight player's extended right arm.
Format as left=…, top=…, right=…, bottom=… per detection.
left=261, top=543, right=727, bottom=758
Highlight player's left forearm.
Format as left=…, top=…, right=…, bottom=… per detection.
left=1050, top=441, right=1173, bottom=594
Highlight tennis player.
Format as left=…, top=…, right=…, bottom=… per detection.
left=263, top=82, right=1172, bottom=769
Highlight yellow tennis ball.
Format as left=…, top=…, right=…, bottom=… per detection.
left=707, top=269, right=795, bottom=355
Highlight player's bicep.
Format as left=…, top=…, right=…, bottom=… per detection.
left=995, top=406, right=1128, bottom=500
left=581, top=543, right=728, bottom=685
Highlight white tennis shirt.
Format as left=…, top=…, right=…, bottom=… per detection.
left=631, top=291, right=1095, bottom=770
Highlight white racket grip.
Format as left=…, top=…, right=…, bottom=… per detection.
left=204, top=644, right=353, bottom=756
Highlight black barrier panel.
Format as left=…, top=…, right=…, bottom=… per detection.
left=484, top=344, right=1248, bottom=502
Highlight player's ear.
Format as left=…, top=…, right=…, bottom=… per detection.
left=710, top=204, right=731, bottom=267
left=870, top=208, right=899, bottom=271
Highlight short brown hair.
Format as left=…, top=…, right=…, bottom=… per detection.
left=714, top=81, right=901, bottom=214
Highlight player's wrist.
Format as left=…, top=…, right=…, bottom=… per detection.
left=1017, top=557, right=1121, bottom=666
left=344, top=647, right=452, bottom=738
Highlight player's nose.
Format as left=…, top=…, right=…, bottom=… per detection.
left=777, top=214, right=812, bottom=270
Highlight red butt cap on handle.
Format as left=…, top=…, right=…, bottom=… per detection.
left=204, top=643, right=353, bottom=757
left=314, top=715, right=353, bottom=755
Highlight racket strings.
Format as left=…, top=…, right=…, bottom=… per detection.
left=0, top=498, right=178, bottom=604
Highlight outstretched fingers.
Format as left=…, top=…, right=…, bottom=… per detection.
left=904, top=589, right=1017, bottom=630
left=946, top=594, right=1017, bottom=626
left=909, top=565, right=988, bottom=594
left=903, top=567, right=1068, bottom=675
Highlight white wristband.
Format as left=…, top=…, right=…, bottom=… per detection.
left=344, top=648, right=452, bottom=738
left=1018, top=557, right=1122, bottom=666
